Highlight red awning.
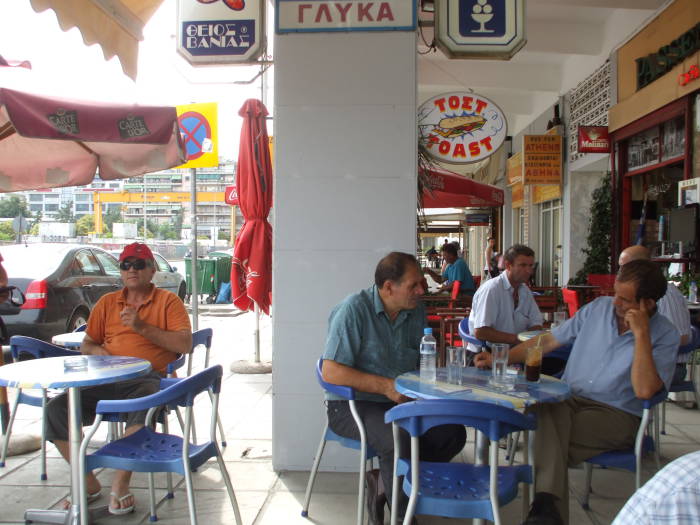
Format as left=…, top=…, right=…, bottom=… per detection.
left=422, top=168, right=504, bottom=208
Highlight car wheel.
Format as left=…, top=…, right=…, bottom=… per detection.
left=178, top=282, right=187, bottom=302
left=68, top=310, right=89, bottom=332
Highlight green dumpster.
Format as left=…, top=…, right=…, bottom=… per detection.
left=209, top=252, right=232, bottom=292
left=184, top=257, right=217, bottom=298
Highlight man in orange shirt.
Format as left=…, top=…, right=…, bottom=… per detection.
left=46, top=243, right=192, bottom=515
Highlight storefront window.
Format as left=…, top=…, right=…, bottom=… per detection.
left=662, top=115, right=685, bottom=161
left=513, top=207, right=525, bottom=244
left=539, top=199, right=561, bottom=286
left=627, top=126, right=660, bottom=171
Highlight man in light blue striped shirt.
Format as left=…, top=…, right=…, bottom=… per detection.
left=612, top=450, right=700, bottom=525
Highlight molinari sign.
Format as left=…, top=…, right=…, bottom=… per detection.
left=177, top=0, right=265, bottom=64
left=418, top=92, right=507, bottom=164
left=578, top=126, right=610, bottom=154
left=275, top=0, right=417, bottom=33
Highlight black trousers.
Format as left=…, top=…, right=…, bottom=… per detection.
left=327, top=400, right=466, bottom=514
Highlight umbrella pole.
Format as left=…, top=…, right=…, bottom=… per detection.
left=254, top=302, right=260, bottom=363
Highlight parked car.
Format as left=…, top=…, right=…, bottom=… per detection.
left=0, top=243, right=123, bottom=342
left=108, top=249, right=186, bottom=300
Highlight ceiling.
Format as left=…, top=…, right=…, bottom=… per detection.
left=417, top=0, right=670, bottom=137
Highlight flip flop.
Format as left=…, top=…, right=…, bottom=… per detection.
left=108, top=491, right=135, bottom=515
left=63, top=490, right=101, bottom=508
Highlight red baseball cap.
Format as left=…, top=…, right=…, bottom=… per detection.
left=119, top=242, right=154, bottom=262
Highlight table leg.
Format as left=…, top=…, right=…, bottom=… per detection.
left=473, top=432, right=487, bottom=525
left=23, top=387, right=83, bottom=525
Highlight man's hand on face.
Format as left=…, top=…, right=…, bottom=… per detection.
left=474, top=351, right=492, bottom=369
left=120, top=305, right=145, bottom=333
left=624, top=299, right=651, bottom=336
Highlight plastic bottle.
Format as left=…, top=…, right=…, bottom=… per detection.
left=690, top=281, right=698, bottom=303
left=419, top=327, right=437, bottom=383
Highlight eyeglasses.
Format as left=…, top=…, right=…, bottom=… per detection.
left=119, top=259, right=147, bottom=271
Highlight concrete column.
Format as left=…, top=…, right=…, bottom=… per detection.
left=272, top=31, right=418, bottom=470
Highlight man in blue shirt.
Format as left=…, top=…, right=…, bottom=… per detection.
left=475, top=259, right=679, bottom=525
left=323, top=252, right=467, bottom=524
left=423, top=242, right=475, bottom=295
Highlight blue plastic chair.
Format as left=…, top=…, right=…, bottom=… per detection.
left=581, top=389, right=667, bottom=509
left=301, top=358, right=378, bottom=525
left=385, top=399, right=536, bottom=525
left=0, top=336, right=80, bottom=479
left=457, top=317, right=488, bottom=352
left=661, top=325, right=700, bottom=433
left=78, top=365, right=241, bottom=525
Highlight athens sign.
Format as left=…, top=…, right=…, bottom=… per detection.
left=418, top=92, right=507, bottom=164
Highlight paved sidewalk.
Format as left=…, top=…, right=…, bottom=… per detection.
left=0, top=311, right=698, bottom=524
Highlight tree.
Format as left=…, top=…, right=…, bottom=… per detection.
left=0, top=195, right=31, bottom=218
left=76, top=214, right=94, bottom=236
left=172, top=208, right=184, bottom=239
left=0, top=222, right=15, bottom=241
left=570, top=173, right=612, bottom=284
left=56, top=203, right=74, bottom=222
left=104, top=208, right=122, bottom=232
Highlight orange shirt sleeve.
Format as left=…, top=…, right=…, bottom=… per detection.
left=86, top=294, right=109, bottom=344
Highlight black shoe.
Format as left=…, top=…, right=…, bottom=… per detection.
left=520, top=492, right=564, bottom=525
left=366, top=469, right=386, bottom=525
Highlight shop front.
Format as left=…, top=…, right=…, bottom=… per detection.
left=609, top=0, right=700, bottom=271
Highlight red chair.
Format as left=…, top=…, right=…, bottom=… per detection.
left=473, top=275, right=482, bottom=289
left=562, top=288, right=581, bottom=318
left=426, top=281, right=462, bottom=322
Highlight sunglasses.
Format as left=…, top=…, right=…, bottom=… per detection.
left=119, top=259, right=148, bottom=271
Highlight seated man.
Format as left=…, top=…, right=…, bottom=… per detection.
left=323, top=252, right=466, bottom=524
left=468, top=244, right=543, bottom=351
left=475, top=259, right=680, bottom=525
left=46, top=243, right=193, bottom=515
left=619, top=245, right=691, bottom=384
left=423, top=242, right=475, bottom=295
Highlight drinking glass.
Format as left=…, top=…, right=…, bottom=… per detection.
left=491, top=343, right=509, bottom=385
left=526, top=345, right=543, bottom=382
left=447, top=346, right=465, bottom=385
left=552, top=311, right=567, bottom=328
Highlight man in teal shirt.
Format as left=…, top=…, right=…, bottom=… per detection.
left=424, top=242, right=475, bottom=295
left=323, top=252, right=466, bottom=524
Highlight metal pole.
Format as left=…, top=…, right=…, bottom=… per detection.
left=143, top=176, right=147, bottom=240
left=190, top=168, right=199, bottom=331
left=254, top=302, right=260, bottom=363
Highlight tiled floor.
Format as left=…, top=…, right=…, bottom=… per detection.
left=0, top=310, right=698, bottom=524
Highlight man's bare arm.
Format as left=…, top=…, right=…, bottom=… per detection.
left=474, top=326, right=519, bottom=345
left=474, top=332, right=561, bottom=368
left=121, top=305, right=192, bottom=355
left=627, top=303, right=663, bottom=399
left=80, top=333, right=110, bottom=356
left=322, top=360, right=410, bottom=404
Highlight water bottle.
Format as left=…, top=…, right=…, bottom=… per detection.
left=690, top=281, right=698, bottom=303
left=419, top=327, right=437, bottom=383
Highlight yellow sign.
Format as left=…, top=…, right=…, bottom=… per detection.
left=511, top=183, right=524, bottom=208
left=523, top=135, right=562, bottom=185
left=176, top=102, right=219, bottom=169
left=532, top=184, right=561, bottom=204
left=507, top=151, right=523, bottom=186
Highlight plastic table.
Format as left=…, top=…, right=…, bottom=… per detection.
left=0, top=355, right=152, bottom=525
left=51, top=332, right=85, bottom=349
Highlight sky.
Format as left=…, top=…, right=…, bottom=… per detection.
left=0, top=0, right=273, bottom=161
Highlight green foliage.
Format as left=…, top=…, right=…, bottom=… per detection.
left=56, top=203, right=74, bottom=222
left=76, top=215, right=94, bottom=236
left=570, top=173, right=612, bottom=285
left=0, top=195, right=31, bottom=218
left=158, top=223, right=178, bottom=240
left=669, top=271, right=700, bottom=297
left=218, top=230, right=230, bottom=241
left=103, top=209, right=122, bottom=231
left=0, top=222, right=15, bottom=241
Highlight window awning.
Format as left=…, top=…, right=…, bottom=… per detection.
left=421, top=167, right=504, bottom=208
left=29, top=0, right=165, bottom=80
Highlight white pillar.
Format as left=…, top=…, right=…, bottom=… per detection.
left=272, top=30, right=418, bottom=471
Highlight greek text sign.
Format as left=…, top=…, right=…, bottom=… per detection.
left=523, top=135, right=561, bottom=185
left=436, top=0, right=526, bottom=60
left=418, top=92, right=507, bottom=164
left=177, top=0, right=265, bottom=64
left=275, top=0, right=417, bottom=33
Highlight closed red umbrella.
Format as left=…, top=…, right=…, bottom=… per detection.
left=231, top=99, right=273, bottom=316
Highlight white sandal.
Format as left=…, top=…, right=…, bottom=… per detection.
left=108, top=491, right=135, bottom=515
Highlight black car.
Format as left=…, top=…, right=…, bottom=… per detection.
left=0, top=243, right=123, bottom=342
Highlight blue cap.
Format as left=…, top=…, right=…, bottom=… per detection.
left=424, top=327, right=432, bottom=335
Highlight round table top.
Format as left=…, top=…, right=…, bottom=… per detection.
left=52, top=331, right=86, bottom=348
left=0, top=355, right=152, bottom=389
left=687, top=302, right=700, bottom=310
left=395, top=367, right=571, bottom=410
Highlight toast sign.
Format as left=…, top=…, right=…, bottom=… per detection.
left=418, top=92, right=507, bottom=164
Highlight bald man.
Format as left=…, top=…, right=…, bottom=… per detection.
left=619, top=246, right=691, bottom=385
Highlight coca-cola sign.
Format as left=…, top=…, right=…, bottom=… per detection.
left=578, top=126, right=610, bottom=154
left=225, top=184, right=239, bottom=205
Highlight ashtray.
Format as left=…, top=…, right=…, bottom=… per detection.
left=64, top=356, right=88, bottom=372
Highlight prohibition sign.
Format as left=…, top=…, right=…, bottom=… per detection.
left=178, top=111, right=212, bottom=161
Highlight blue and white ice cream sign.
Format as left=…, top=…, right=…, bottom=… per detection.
left=177, top=0, right=265, bottom=64
left=418, top=92, right=507, bottom=164
left=436, top=0, right=526, bottom=59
